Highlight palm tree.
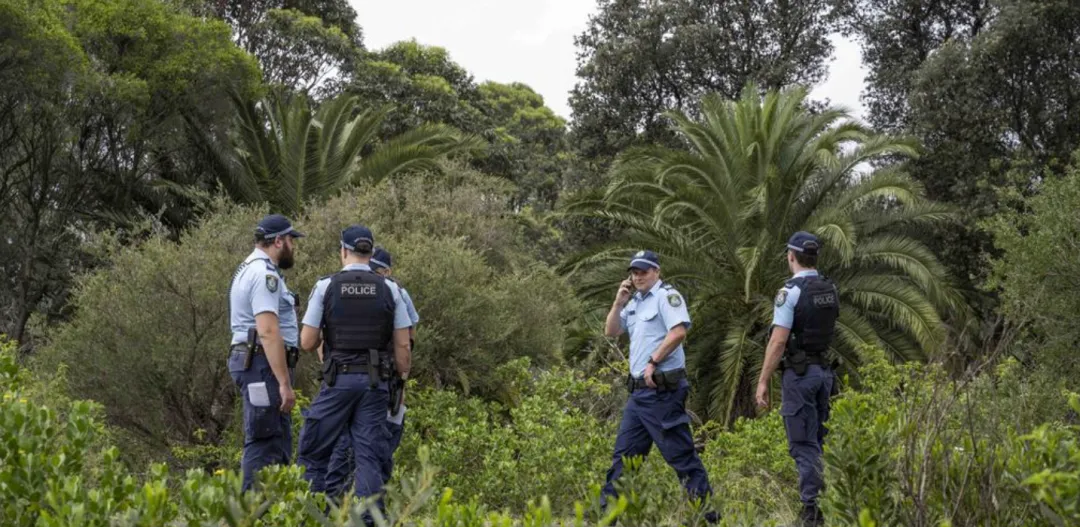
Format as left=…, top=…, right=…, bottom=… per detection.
left=562, top=84, right=970, bottom=425
left=196, top=89, right=484, bottom=216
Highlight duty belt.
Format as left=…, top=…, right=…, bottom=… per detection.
left=321, top=349, right=390, bottom=389
left=331, top=362, right=373, bottom=374
left=627, top=368, right=686, bottom=392
left=230, top=344, right=300, bottom=369
left=780, top=350, right=832, bottom=376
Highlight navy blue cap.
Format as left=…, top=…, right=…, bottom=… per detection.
left=255, top=214, right=304, bottom=239
left=370, top=248, right=393, bottom=270
left=341, top=225, right=374, bottom=251
left=787, top=231, right=820, bottom=255
left=628, top=250, right=660, bottom=271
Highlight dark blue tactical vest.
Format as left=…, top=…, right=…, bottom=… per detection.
left=786, top=275, right=839, bottom=355
left=322, top=269, right=395, bottom=364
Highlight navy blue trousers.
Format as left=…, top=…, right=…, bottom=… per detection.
left=325, top=413, right=405, bottom=496
left=228, top=350, right=293, bottom=492
left=601, top=378, right=712, bottom=506
left=780, top=365, right=833, bottom=507
left=297, top=372, right=390, bottom=502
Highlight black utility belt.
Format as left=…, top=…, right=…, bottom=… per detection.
left=326, top=348, right=391, bottom=365
left=230, top=344, right=300, bottom=367
left=790, top=353, right=827, bottom=364
left=331, top=362, right=379, bottom=374
left=321, top=350, right=390, bottom=389
left=780, top=350, right=831, bottom=376
left=628, top=368, right=686, bottom=392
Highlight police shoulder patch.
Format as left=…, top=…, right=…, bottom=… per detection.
left=667, top=293, right=683, bottom=307
left=774, top=289, right=788, bottom=307
left=265, top=274, right=279, bottom=293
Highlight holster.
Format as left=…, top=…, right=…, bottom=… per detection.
left=652, top=369, right=683, bottom=392
left=367, top=349, right=381, bottom=389
left=782, top=349, right=829, bottom=377
left=243, top=328, right=258, bottom=370
left=323, top=358, right=338, bottom=387
left=783, top=350, right=809, bottom=376
left=286, top=347, right=300, bottom=369
left=388, top=374, right=404, bottom=415
left=829, top=359, right=841, bottom=397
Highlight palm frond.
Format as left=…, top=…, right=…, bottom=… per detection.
left=354, top=124, right=485, bottom=184
left=205, top=91, right=477, bottom=215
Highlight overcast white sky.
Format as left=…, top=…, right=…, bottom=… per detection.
left=350, top=0, right=867, bottom=123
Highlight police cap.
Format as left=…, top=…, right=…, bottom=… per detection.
left=255, top=213, right=304, bottom=240
left=786, top=231, right=820, bottom=255
left=341, top=225, right=374, bottom=252
left=371, top=247, right=393, bottom=270
left=628, top=250, right=660, bottom=271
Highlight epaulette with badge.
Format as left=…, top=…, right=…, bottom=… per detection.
left=776, top=277, right=803, bottom=307
left=775, top=288, right=788, bottom=307
left=251, top=258, right=281, bottom=293
left=661, top=283, right=684, bottom=308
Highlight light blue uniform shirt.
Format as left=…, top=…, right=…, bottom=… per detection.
left=619, top=279, right=691, bottom=378
left=302, top=263, right=412, bottom=330
left=229, top=248, right=300, bottom=347
left=771, top=269, right=819, bottom=329
left=396, top=283, right=420, bottom=326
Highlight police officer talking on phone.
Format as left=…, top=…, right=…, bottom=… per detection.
left=756, top=231, right=839, bottom=527
left=226, top=213, right=304, bottom=492
left=296, top=226, right=412, bottom=518
left=599, top=250, right=717, bottom=523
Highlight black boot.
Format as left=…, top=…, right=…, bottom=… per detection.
left=798, top=504, right=823, bottom=527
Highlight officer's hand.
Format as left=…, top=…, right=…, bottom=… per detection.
left=616, top=279, right=633, bottom=305
left=644, top=363, right=658, bottom=389
left=755, top=382, right=769, bottom=410
left=279, top=383, right=296, bottom=413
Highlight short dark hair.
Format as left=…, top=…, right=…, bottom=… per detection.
left=254, top=235, right=274, bottom=248
left=793, top=250, right=817, bottom=268
left=346, top=240, right=373, bottom=256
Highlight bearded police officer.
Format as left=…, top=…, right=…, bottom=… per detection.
left=227, top=213, right=304, bottom=491
left=756, top=231, right=839, bottom=527
left=297, top=226, right=412, bottom=515
left=324, top=247, right=419, bottom=496
left=600, top=250, right=718, bottom=522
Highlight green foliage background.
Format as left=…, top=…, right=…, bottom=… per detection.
left=7, top=0, right=1080, bottom=524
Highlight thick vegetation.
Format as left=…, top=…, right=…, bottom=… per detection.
left=7, top=336, right=1080, bottom=525
left=6, top=0, right=1080, bottom=524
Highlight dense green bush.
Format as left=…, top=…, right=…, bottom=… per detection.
left=985, top=151, right=1080, bottom=382
left=393, top=359, right=615, bottom=511
left=11, top=332, right=1080, bottom=525
left=822, top=347, right=1080, bottom=526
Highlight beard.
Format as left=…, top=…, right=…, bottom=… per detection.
left=278, top=245, right=295, bottom=270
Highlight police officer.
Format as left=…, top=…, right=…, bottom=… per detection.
left=297, top=226, right=412, bottom=513
left=226, top=213, right=304, bottom=491
left=324, top=247, right=419, bottom=496
left=600, top=250, right=717, bottom=522
left=756, top=231, right=839, bottom=527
